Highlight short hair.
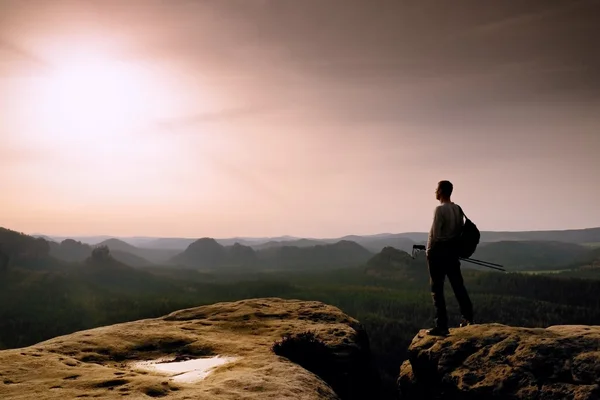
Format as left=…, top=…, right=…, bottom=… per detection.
left=438, top=180, right=453, bottom=198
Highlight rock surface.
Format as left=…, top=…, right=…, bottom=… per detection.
left=0, top=298, right=374, bottom=399
left=398, top=324, right=600, bottom=399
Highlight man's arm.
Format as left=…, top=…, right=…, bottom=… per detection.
left=426, top=206, right=442, bottom=256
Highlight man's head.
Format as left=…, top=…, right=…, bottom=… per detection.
left=435, top=180, right=453, bottom=201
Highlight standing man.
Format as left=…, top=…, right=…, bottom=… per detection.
left=425, top=180, right=474, bottom=336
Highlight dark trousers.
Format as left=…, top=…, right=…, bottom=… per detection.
left=427, top=242, right=473, bottom=329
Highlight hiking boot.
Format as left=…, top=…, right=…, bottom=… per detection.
left=426, top=327, right=450, bottom=336
left=459, top=319, right=473, bottom=328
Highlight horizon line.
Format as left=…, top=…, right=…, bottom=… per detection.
left=26, top=225, right=600, bottom=241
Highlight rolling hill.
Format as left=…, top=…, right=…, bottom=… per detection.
left=252, top=238, right=328, bottom=250
left=256, top=240, right=374, bottom=270
left=479, top=227, right=600, bottom=244
left=18, top=226, right=600, bottom=273
left=471, top=240, right=592, bottom=270
left=0, top=227, right=53, bottom=270
left=336, top=235, right=417, bottom=253
left=97, top=238, right=178, bottom=264
left=171, top=238, right=234, bottom=268
left=364, top=246, right=429, bottom=281
left=48, top=238, right=153, bottom=267
left=35, top=226, right=600, bottom=254
left=170, top=238, right=373, bottom=271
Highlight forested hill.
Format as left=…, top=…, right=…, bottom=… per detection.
left=3, top=224, right=600, bottom=398
left=471, top=240, right=594, bottom=271
left=479, top=227, right=600, bottom=244
left=7, top=225, right=600, bottom=273
left=170, top=238, right=374, bottom=270
left=37, top=226, right=600, bottom=253
left=48, top=238, right=153, bottom=267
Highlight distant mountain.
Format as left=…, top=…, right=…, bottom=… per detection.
left=48, top=238, right=153, bottom=267
left=170, top=238, right=372, bottom=270
left=329, top=227, right=600, bottom=250
left=228, top=242, right=259, bottom=265
left=109, top=250, right=153, bottom=267
left=1, top=228, right=173, bottom=286
left=364, top=247, right=428, bottom=281
left=334, top=234, right=417, bottom=253
left=141, top=237, right=198, bottom=250
left=29, top=226, right=600, bottom=270
left=336, top=233, right=428, bottom=244
left=255, top=240, right=373, bottom=270
left=0, top=227, right=52, bottom=269
left=48, top=239, right=90, bottom=262
left=554, top=248, right=600, bottom=279
left=216, top=236, right=300, bottom=247
left=171, top=238, right=230, bottom=268
left=80, top=246, right=165, bottom=288
left=34, top=227, right=600, bottom=252
left=36, top=235, right=115, bottom=245
left=252, top=238, right=327, bottom=250
left=213, top=238, right=256, bottom=247
left=96, top=238, right=176, bottom=264
left=143, top=236, right=302, bottom=250
left=479, top=228, right=600, bottom=244
left=97, top=238, right=139, bottom=253
left=471, top=241, right=592, bottom=270
left=250, top=236, right=416, bottom=253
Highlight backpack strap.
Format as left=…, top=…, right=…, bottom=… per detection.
left=457, top=205, right=468, bottom=221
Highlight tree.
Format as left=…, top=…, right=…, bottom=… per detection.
left=0, top=246, right=9, bottom=273
left=91, top=245, right=112, bottom=262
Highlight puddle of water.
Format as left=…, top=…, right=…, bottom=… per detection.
left=133, top=356, right=237, bottom=383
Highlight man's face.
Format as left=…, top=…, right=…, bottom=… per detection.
left=435, top=185, right=442, bottom=201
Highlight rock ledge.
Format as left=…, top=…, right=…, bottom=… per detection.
left=0, top=298, right=374, bottom=399
left=399, top=324, right=600, bottom=400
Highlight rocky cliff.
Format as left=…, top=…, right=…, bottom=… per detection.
left=0, top=298, right=375, bottom=399
left=398, top=324, right=600, bottom=399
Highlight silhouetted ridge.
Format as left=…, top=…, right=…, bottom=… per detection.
left=365, top=246, right=428, bottom=281
left=256, top=240, right=373, bottom=270
left=171, top=238, right=228, bottom=268
left=0, top=227, right=51, bottom=269
left=96, top=238, right=173, bottom=264
left=228, top=242, right=258, bottom=266
left=170, top=238, right=372, bottom=270
left=97, top=238, right=140, bottom=253
left=473, top=240, right=591, bottom=270
left=253, top=238, right=328, bottom=250
left=47, top=238, right=153, bottom=267
left=49, top=239, right=90, bottom=262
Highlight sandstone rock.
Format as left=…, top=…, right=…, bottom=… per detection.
left=398, top=324, right=600, bottom=400
left=0, top=298, right=374, bottom=399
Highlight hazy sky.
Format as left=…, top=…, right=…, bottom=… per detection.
left=1, top=0, right=599, bottom=238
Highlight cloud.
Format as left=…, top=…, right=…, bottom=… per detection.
left=154, top=105, right=284, bottom=132
left=0, top=37, right=51, bottom=76
left=457, top=0, right=597, bottom=38
left=0, top=142, right=62, bottom=170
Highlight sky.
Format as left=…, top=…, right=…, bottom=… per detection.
left=1, top=0, right=599, bottom=238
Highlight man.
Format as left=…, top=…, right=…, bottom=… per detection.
left=425, top=180, right=473, bottom=336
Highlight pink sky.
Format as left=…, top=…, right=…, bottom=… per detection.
left=1, top=0, right=599, bottom=238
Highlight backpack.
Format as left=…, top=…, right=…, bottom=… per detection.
left=457, top=206, right=480, bottom=258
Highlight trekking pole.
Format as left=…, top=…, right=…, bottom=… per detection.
left=460, top=258, right=506, bottom=272
left=461, top=257, right=505, bottom=269
left=411, top=245, right=506, bottom=272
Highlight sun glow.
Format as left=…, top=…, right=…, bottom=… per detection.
left=8, top=41, right=222, bottom=208
left=12, top=48, right=195, bottom=203
left=36, top=53, right=153, bottom=143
